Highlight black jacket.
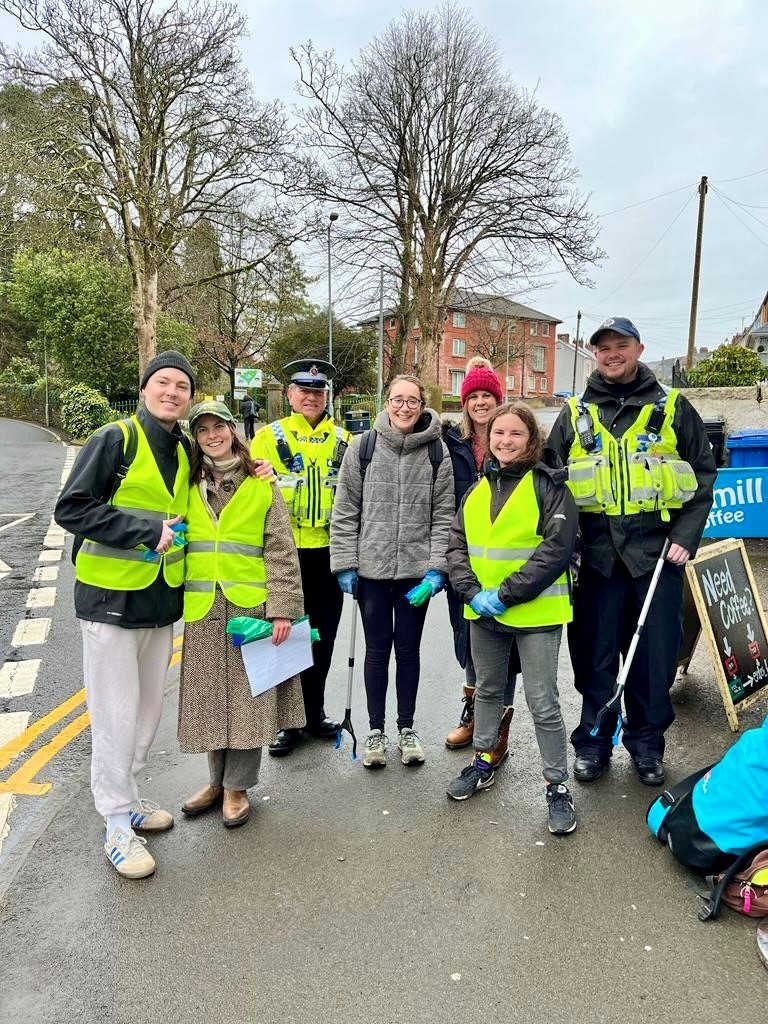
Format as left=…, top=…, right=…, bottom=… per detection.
left=545, top=363, right=716, bottom=579
left=442, top=423, right=481, bottom=510
left=446, top=454, right=578, bottom=635
left=54, top=405, right=191, bottom=628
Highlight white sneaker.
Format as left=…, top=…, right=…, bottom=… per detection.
left=398, top=728, right=426, bottom=765
left=104, top=826, right=156, bottom=879
left=129, top=798, right=174, bottom=832
left=363, top=729, right=388, bottom=768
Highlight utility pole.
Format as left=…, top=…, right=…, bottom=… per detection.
left=686, top=176, right=708, bottom=369
left=377, top=266, right=384, bottom=413
left=570, top=310, right=582, bottom=395
left=327, top=211, right=338, bottom=415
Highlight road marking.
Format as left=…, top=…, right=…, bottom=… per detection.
left=0, top=689, right=86, bottom=773
left=173, top=634, right=183, bottom=649
left=26, top=587, right=56, bottom=609
left=32, top=565, right=58, bottom=583
left=0, top=711, right=90, bottom=796
left=0, top=557, right=10, bottom=583
left=0, top=660, right=41, bottom=699
left=0, top=794, right=16, bottom=856
left=11, top=618, right=51, bottom=646
left=0, top=712, right=32, bottom=748
left=38, top=549, right=62, bottom=563
left=0, top=513, right=35, bottom=535
left=59, top=448, right=77, bottom=487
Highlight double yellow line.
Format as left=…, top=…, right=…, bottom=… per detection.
left=0, top=633, right=184, bottom=797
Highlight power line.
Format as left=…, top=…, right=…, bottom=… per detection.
left=713, top=166, right=768, bottom=184
left=597, top=183, right=695, bottom=218
left=709, top=185, right=768, bottom=251
left=596, top=189, right=697, bottom=304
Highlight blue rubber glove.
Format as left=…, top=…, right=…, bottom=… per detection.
left=469, top=588, right=507, bottom=617
left=142, top=521, right=188, bottom=562
left=336, top=569, right=358, bottom=595
left=423, top=570, right=446, bottom=595
left=405, top=571, right=446, bottom=607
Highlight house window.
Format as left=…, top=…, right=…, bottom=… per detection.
left=388, top=317, right=396, bottom=328
left=543, top=322, right=550, bottom=337
left=506, top=375, right=515, bottom=391
left=539, top=377, right=547, bottom=392
left=530, top=321, right=538, bottom=336
left=527, top=374, right=535, bottom=392
left=452, top=338, right=465, bottom=357
left=452, top=311, right=466, bottom=328
left=490, top=317, right=499, bottom=330
left=531, top=345, right=546, bottom=372
left=451, top=370, right=465, bottom=396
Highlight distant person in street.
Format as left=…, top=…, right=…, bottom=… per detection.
left=54, top=350, right=195, bottom=879
left=177, top=402, right=304, bottom=829
left=441, top=356, right=518, bottom=766
left=331, top=374, right=455, bottom=768
left=240, top=393, right=256, bottom=441
left=446, top=404, right=578, bottom=833
left=250, top=358, right=352, bottom=756
left=546, top=317, right=716, bottom=787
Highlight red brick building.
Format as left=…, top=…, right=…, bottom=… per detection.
left=361, top=289, right=562, bottom=400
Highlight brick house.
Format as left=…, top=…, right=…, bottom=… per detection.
left=360, top=288, right=562, bottom=400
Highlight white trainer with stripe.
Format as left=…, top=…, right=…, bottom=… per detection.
left=128, top=798, right=174, bottom=833
left=104, top=826, right=156, bottom=879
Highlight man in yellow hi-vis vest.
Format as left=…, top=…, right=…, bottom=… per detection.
left=55, top=350, right=195, bottom=880
left=251, top=358, right=351, bottom=756
left=547, top=318, right=715, bottom=788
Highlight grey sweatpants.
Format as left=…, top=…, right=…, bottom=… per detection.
left=208, top=748, right=262, bottom=789
left=470, top=622, right=568, bottom=784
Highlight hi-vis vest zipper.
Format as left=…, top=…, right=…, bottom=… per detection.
left=565, top=390, right=697, bottom=522
left=463, top=473, right=572, bottom=628
left=183, top=476, right=272, bottom=622
left=250, top=413, right=350, bottom=550
left=75, top=416, right=190, bottom=591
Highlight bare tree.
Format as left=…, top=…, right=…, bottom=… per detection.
left=292, top=3, right=600, bottom=388
left=0, top=0, right=299, bottom=373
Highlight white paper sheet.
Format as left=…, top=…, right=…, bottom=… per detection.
left=239, top=617, right=314, bottom=698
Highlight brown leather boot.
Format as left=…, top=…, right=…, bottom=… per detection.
left=222, top=788, right=251, bottom=829
left=491, top=706, right=514, bottom=767
left=445, top=686, right=475, bottom=749
left=181, top=784, right=223, bottom=818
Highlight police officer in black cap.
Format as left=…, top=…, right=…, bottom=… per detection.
left=547, top=317, right=715, bottom=787
left=251, top=358, right=352, bottom=755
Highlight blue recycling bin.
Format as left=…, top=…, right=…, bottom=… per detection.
left=726, top=429, right=768, bottom=468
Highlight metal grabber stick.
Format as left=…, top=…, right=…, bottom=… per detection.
left=335, top=594, right=358, bottom=759
left=591, top=539, right=671, bottom=745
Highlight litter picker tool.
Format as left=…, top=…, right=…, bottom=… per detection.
left=335, top=594, right=358, bottom=759
left=591, top=538, right=671, bottom=746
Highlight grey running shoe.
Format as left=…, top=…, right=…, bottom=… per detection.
left=446, top=760, right=496, bottom=801
left=363, top=729, right=388, bottom=768
left=398, top=728, right=426, bottom=765
left=546, top=783, right=577, bottom=834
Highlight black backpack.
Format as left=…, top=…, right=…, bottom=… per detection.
left=357, top=428, right=443, bottom=485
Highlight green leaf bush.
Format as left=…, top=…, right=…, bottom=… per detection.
left=60, top=383, right=113, bottom=440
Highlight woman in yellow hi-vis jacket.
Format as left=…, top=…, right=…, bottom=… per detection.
left=177, top=401, right=305, bottom=828
left=445, top=404, right=579, bottom=835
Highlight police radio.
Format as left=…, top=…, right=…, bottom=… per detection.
left=575, top=411, right=596, bottom=452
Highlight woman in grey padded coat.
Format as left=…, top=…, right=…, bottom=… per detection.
left=330, top=374, right=455, bottom=769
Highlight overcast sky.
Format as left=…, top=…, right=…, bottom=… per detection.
left=3, top=0, right=767, bottom=361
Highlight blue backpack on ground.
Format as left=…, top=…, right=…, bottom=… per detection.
left=647, top=716, right=768, bottom=877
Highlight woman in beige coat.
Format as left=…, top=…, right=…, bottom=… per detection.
left=178, top=401, right=305, bottom=828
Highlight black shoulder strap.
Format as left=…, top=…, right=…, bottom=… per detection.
left=358, top=429, right=377, bottom=483
left=427, top=438, right=443, bottom=483
left=104, top=417, right=138, bottom=504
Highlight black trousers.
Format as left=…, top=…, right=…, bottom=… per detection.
left=298, top=547, right=343, bottom=725
left=243, top=415, right=256, bottom=441
left=568, top=558, right=683, bottom=761
left=357, top=577, right=429, bottom=732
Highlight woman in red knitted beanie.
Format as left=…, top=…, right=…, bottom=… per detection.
left=442, top=357, right=518, bottom=763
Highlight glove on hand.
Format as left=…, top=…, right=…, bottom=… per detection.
left=142, top=522, right=188, bottom=562
left=336, top=569, right=358, bottom=595
left=405, top=571, right=445, bottom=607
left=469, top=589, right=507, bottom=617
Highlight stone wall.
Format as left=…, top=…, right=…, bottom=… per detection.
left=683, top=385, right=768, bottom=433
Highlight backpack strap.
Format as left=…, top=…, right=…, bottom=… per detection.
left=697, top=841, right=768, bottom=921
left=358, top=429, right=377, bottom=483
left=426, top=437, right=443, bottom=484
left=104, top=417, right=138, bottom=504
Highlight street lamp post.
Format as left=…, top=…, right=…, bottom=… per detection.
left=327, top=211, right=338, bottom=416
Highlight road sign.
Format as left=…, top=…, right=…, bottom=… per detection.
left=234, top=367, right=262, bottom=388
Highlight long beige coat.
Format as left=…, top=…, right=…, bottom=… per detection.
left=177, top=470, right=305, bottom=752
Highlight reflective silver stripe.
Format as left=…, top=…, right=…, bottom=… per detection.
left=219, top=580, right=266, bottom=590
left=186, top=541, right=216, bottom=553
left=185, top=579, right=267, bottom=592
left=277, top=475, right=299, bottom=490
left=217, top=542, right=264, bottom=556
left=568, top=466, right=596, bottom=482
left=164, top=546, right=185, bottom=565
left=80, top=541, right=149, bottom=562
left=185, top=580, right=215, bottom=592
left=112, top=506, right=168, bottom=522
left=540, top=582, right=570, bottom=599
left=467, top=545, right=536, bottom=560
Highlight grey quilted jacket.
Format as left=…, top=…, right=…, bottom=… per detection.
left=330, top=409, right=455, bottom=579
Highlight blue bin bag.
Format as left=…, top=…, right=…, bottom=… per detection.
left=726, top=429, right=768, bottom=469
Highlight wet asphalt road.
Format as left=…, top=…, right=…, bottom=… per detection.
left=1, top=418, right=767, bottom=1023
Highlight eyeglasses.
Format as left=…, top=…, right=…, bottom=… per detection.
left=388, top=396, right=422, bottom=410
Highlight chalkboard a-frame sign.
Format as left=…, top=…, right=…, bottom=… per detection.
left=684, top=539, right=768, bottom=731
